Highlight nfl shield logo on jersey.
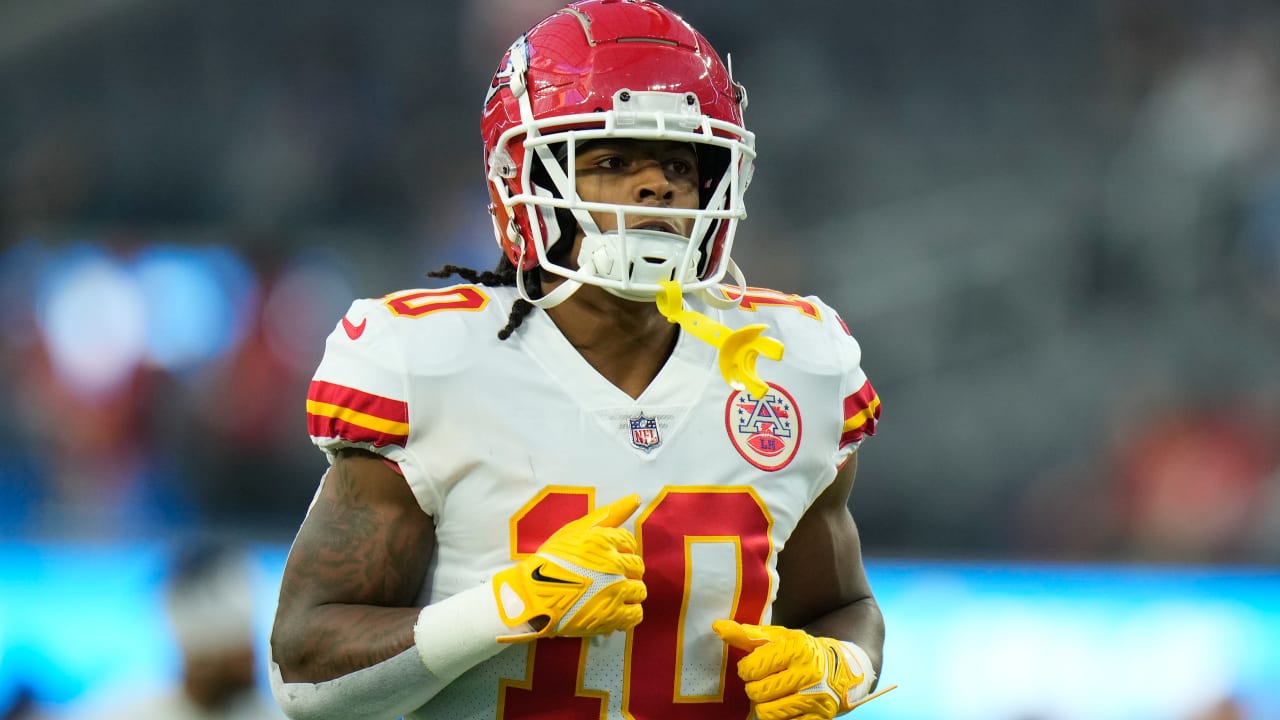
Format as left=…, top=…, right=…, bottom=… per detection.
left=725, top=383, right=803, bottom=471
left=629, top=414, right=661, bottom=452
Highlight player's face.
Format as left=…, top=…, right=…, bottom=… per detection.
left=572, top=140, right=700, bottom=236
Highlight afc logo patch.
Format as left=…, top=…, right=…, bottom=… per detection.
left=629, top=414, right=661, bottom=452
left=725, top=383, right=802, bottom=471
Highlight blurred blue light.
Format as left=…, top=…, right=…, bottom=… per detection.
left=0, top=239, right=54, bottom=350
left=33, top=244, right=146, bottom=397
left=202, top=244, right=260, bottom=355
left=132, top=245, right=257, bottom=371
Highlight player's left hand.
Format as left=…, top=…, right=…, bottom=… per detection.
left=712, top=619, right=873, bottom=720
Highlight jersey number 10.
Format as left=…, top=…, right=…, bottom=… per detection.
left=500, top=487, right=773, bottom=719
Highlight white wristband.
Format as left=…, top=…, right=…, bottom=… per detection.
left=413, top=581, right=522, bottom=677
left=839, top=640, right=876, bottom=701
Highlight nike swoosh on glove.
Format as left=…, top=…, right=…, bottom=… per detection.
left=713, top=619, right=874, bottom=720
left=493, top=495, right=646, bottom=642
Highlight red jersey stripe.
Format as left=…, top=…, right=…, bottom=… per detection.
left=843, top=380, right=879, bottom=421
left=306, top=381, right=409, bottom=448
left=308, top=381, right=408, bottom=422
left=840, top=380, right=881, bottom=448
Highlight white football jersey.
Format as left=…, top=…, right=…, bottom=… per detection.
left=305, top=283, right=880, bottom=720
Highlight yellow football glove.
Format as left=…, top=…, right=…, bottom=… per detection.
left=713, top=620, right=875, bottom=720
left=493, top=495, right=646, bottom=642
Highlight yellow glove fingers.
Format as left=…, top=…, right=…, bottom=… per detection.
left=606, top=577, right=646, bottom=629
left=594, top=525, right=638, bottom=556
left=738, top=638, right=822, bottom=687
left=618, top=577, right=647, bottom=603
left=555, top=494, right=640, bottom=535
left=613, top=546, right=644, bottom=579
left=556, top=577, right=646, bottom=635
left=711, top=618, right=771, bottom=651
left=752, top=693, right=836, bottom=720
left=594, top=493, right=643, bottom=529
left=542, top=527, right=643, bottom=577
left=742, top=664, right=823, bottom=703
left=714, top=621, right=817, bottom=685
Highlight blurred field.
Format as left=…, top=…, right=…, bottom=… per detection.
left=1, top=544, right=1277, bottom=720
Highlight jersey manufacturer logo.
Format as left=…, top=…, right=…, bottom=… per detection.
left=629, top=414, right=661, bottom=452
left=341, top=316, right=367, bottom=340
left=724, top=383, right=802, bottom=471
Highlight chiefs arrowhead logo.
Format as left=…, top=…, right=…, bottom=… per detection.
left=341, top=316, right=367, bottom=340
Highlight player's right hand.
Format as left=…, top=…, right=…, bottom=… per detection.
left=492, top=494, right=646, bottom=642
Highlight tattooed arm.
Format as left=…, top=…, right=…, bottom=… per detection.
left=271, top=448, right=432, bottom=683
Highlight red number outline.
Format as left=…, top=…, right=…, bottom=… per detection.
left=720, top=286, right=821, bottom=320
left=382, top=286, right=489, bottom=318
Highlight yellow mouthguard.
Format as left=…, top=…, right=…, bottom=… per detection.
left=656, top=280, right=783, bottom=400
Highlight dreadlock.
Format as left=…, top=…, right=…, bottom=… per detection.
left=427, top=255, right=538, bottom=340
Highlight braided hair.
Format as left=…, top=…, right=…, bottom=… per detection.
left=431, top=165, right=574, bottom=341
left=427, top=255, right=538, bottom=340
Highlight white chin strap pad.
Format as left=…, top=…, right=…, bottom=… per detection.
left=577, top=229, right=701, bottom=293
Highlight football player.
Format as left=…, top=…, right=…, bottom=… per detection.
left=269, top=2, right=886, bottom=719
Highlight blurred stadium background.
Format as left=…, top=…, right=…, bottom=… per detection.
left=1, top=0, right=1278, bottom=718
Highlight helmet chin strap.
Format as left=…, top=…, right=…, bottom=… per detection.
left=514, top=240, right=583, bottom=310
left=698, top=258, right=747, bottom=309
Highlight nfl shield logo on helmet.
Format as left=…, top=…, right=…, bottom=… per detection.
left=629, top=414, right=661, bottom=452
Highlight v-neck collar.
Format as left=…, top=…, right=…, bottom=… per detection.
left=518, top=295, right=720, bottom=410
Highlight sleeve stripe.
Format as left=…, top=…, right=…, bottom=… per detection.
left=840, top=380, right=881, bottom=447
left=306, top=400, right=411, bottom=438
left=842, top=396, right=882, bottom=433
left=308, top=380, right=408, bottom=421
left=306, top=381, right=409, bottom=447
left=843, top=380, right=878, bottom=419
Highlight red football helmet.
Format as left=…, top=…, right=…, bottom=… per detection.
left=481, top=0, right=756, bottom=307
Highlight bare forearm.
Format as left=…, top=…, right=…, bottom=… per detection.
left=271, top=453, right=437, bottom=684
left=275, top=604, right=421, bottom=682
left=802, top=596, right=885, bottom=685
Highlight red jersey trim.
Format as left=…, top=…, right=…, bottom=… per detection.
left=306, top=380, right=409, bottom=448
left=840, top=379, right=881, bottom=448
